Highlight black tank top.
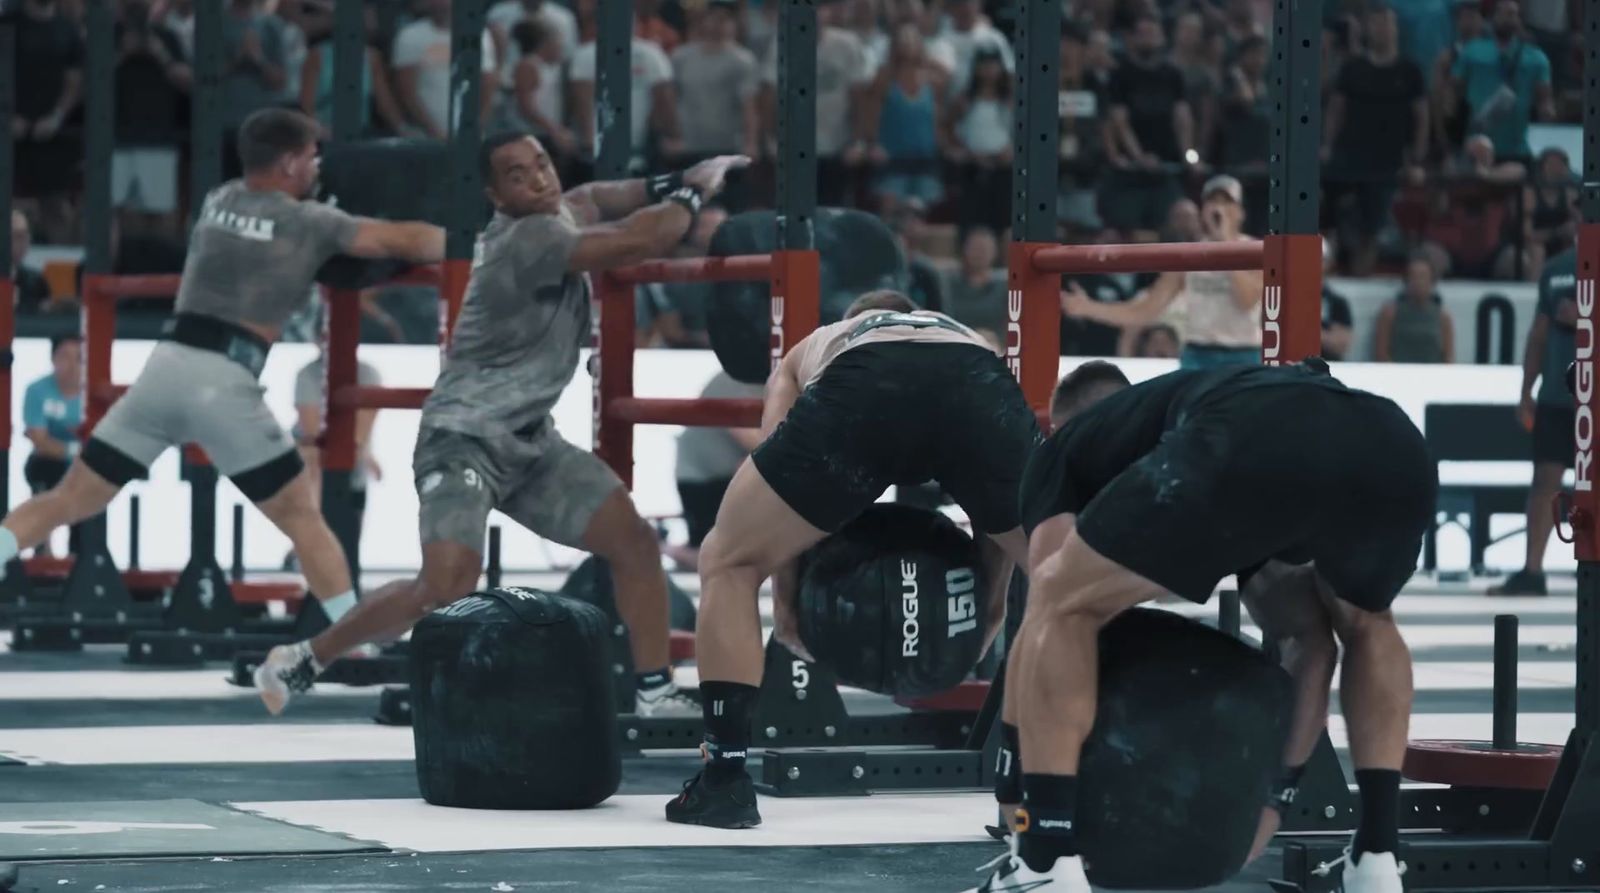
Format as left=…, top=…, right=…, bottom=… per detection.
left=1531, top=186, right=1573, bottom=233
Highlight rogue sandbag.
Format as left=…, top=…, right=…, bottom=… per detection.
left=1078, top=607, right=1292, bottom=889
left=410, top=587, right=620, bottom=809
left=796, top=504, right=986, bottom=697
left=707, top=208, right=906, bottom=383
left=314, top=137, right=452, bottom=289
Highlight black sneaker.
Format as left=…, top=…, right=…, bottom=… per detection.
left=1488, top=570, right=1547, bottom=596
left=665, top=770, right=762, bottom=829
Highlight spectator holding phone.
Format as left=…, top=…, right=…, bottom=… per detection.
left=1451, top=0, right=1554, bottom=161
left=1063, top=175, right=1263, bottom=369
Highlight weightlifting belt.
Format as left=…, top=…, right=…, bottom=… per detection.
left=162, top=313, right=271, bottom=379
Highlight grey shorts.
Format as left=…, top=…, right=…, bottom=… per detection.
left=413, top=423, right=623, bottom=551
left=88, top=342, right=301, bottom=498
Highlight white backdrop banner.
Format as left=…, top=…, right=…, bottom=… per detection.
left=4, top=340, right=1561, bottom=579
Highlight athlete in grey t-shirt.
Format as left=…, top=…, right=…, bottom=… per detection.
left=0, top=110, right=443, bottom=703
left=259, top=131, right=749, bottom=718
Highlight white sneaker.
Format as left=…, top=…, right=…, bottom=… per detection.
left=254, top=641, right=321, bottom=716
left=961, top=834, right=1091, bottom=893
left=635, top=681, right=700, bottom=717
left=1313, top=844, right=1406, bottom=893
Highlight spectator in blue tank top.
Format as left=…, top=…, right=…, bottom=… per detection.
left=22, top=335, right=85, bottom=556
left=297, top=5, right=406, bottom=137
left=867, top=23, right=947, bottom=212
left=1450, top=0, right=1554, bottom=160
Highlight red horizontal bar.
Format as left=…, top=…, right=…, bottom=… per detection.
left=332, top=385, right=430, bottom=410
left=1029, top=240, right=1263, bottom=275
left=607, top=397, right=762, bottom=428
left=607, top=254, right=772, bottom=285
left=85, top=275, right=183, bottom=301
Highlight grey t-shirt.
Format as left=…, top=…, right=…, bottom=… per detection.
left=676, top=372, right=763, bottom=483
left=175, top=182, right=359, bottom=330
left=292, top=356, right=381, bottom=490
left=421, top=205, right=588, bottom=436
left=673, top=42, right=759, bottom=154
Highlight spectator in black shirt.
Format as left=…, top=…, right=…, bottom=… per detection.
left=1101, top=14, right=1195, bottom=242
left=1170, top=11, right=1219, bottom=160
left=13, top=0, right=86, bottom=245
left=10, top=211, right=53, bottom=315
left=1217, top=34, right=1270, bottom=170
left=1501, top=146, right=1579, bottom=281
left=1321, top=237, right=1354, bottom=360
left=113, top=0, right=192, bottom=237
left=1058, top=23, right=1106, bottom=233
left=1324, top=6, right=1428, bottom=275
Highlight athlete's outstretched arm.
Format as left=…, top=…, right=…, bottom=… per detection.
left=564, top=178, right=650, bottom=225
left=345, top=219, right=446, bottom=264
left=567, top=155, right=752, bottom=224
left=565, top=202, right=698, bottom=272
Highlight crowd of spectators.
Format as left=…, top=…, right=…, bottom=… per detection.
left=8, top=0, right=1590, bottom=362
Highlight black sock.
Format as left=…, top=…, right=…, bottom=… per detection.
left=636, top=667, right=672, bottom=691
left=1352, top=769, right=1401, bottom=856
left=994, top=723, right=1023, bottom=806
left=1018, top=774, right=1079, bottom=873
left=700, top=681, right=758, bottom=783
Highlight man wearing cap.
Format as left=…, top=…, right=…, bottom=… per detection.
left=1062, top=174, right=1264, bottom=370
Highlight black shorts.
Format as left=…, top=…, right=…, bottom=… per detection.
left=752, top=341, right=1041, bottom=534
left=1021, top=387, right=1437, bottom=612
left=1533, top=403, right=1575, bottom=468
left=24, top=454, right=70, bottom=494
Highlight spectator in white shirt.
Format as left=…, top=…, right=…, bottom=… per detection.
left=392, top=0, right=497, bottom=140
left=569, top=0, right=679, bottom=171
left=933, top=0, right=1013, bottom=96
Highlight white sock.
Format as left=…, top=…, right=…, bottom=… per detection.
left=321, top=590, right=357, bottom=621
left=0, top=528, right=18, bottom=567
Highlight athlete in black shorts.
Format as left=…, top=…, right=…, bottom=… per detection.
left=667, top=290, right=1041, bottom=829
left=968, top=360, right=1431, bottom=893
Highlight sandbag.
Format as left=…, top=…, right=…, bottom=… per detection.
left=410, top=587, right=620, bottom=809
left=1079, top=607, right=1293, bottom=889
left=560, top=555, right=698, bottom=633
left=707, top=208, right=907, bottom=383
left=796, top=504, right=985, bottom=697
left=314, top=137, right=453, bottom=289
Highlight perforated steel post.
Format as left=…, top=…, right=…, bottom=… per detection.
left=772, top=0, right=821, bottom=361
left=0, top=21, right=13, bottom=523
left=190, top=0, right=224, bottom=221
left=1262, top=0, right=1323, bottom=364
left=1007, top=0, right=1062, bottom=417
left=442, top=0, right=487, bottom=343
left=331, top=0, right=365, bottom=142
left=74, top=0, right=118, bottom=562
